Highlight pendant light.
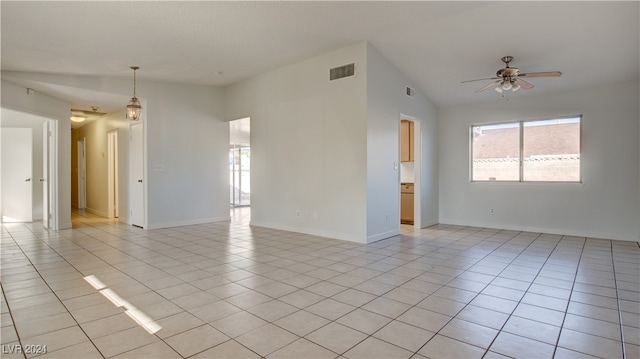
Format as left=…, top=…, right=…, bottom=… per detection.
left=126, top=66, right=142, bottom=120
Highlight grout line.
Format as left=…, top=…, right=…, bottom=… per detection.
left=610, top=240, right=628, bottom=359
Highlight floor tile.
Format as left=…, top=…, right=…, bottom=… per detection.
left=553, top=346, right=600, bottom=358
left=92, top=326, right=159, bottom=358
left=469, top=293, right=518, bottom=314
left=20, top=326, right=89, bottom=355
left=439, top=318, right=498, bottom=348
left=490, top=331, right=555, bottom=358
left=112, top=341, right=181, bottom=358
left=14, top=312, right=77, bottom=339
left=273, top=310, right=330, bottom=336
left=36, top=341, right=103, bottom=359
left=361, top=296, right=411, bottom=319
left=563, top=313, right=621, bottom=341
left=396, top=307, right=451, bottom=332
left=279, top=289, right=324, bottom=309
left=343, top=336, right=412, bottom=359
left=305, top=297, right=356, bottom=321
left=306, top=322, right=368, bottom=355
left=211, top=311, right=269, bottom=338
left=188, top=300, right=242, bottom=323
left=557, top=328, right=623, bottom=358
left=373, top=320, right=435, bottom=352
left=191, top=339, right=260, bottom=359
left=502, top=315, right=560, bottom=345
left=246, top=299, right=299, bottom=322
left=418, top=334, right=486, bottom=358
left=512, top=302, right=566, bottom=327
left=3, top=212, right=638, bottom=359
left=225, top=289, right=274, bottom=309
left=165, top=324, right=229, bottom=357
left=336, top=308, right=392, bottom=335
left=331, top=288, right=377, bottom=307
left=267, top=338, right=337, bottom=359
left=154, top=311, right=206, bottom=339
left=235, top=323, right=299, bottom=356
left=416, top=295, right=466, bottom=317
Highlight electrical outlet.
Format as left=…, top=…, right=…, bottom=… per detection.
left=490, top=208, right=495, bottom=214
left=385, top=214, right=389, bottom=222
left=296, top=210, right=301, bottom=218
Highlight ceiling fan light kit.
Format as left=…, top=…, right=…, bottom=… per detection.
left=463, top=56, right=562, bottom=96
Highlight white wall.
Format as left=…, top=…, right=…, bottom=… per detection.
left=225, top=43, right=369, bottom=242
left=1, top=80, right=71, bottom=229
left=365, top=43, right=439, bottom=242
left=225, top=42, right=440, bottom=243
left=2, top=73, right=230, bottom=230
left=439, top=80, right=640, bottom=241
left=144, top=82, right=228, bottom=228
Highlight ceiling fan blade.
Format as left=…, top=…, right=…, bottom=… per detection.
left=519, top=71, right=562, bottom=78
left=461, top=77, right=500, bottom=84
left=475, top=80, right=501, bottom=93
left=515, top=78, right=534, bottom=90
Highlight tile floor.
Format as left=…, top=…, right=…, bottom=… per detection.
left=1, top=208, right=638, bottom=358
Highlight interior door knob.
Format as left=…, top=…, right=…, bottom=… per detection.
left=138, top=179, right=143, bottom=183
left=40, top=179, right=46, bottom=182
left=25, top=178, right=31, bottom=182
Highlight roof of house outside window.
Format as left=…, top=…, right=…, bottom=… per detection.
left=473, top=123, right=580, bottom=159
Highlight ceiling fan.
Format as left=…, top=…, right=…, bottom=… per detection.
left=462, top=56, right=562, bottom=93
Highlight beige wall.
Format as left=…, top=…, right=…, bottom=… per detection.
left=71, top=113, right=129, bottom=219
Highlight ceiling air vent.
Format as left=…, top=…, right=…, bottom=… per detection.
left=330, top=63, right=355, bottom=81
left=406, top=86, right=415, bottom=98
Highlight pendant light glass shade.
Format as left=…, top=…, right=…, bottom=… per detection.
left=126, top=66, right=142, bottom=121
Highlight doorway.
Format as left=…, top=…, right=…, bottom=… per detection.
left=399, top=116, right=421, bottom=229
left=229, top=117, right=250, bottom=207
left=107, top=130, right=119, bottom=218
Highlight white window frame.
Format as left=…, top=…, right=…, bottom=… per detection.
left=470, top=115, right=582, bottom=183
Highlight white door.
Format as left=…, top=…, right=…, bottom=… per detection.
left=78, top=139, right=86, bottom=209
left=42, top=121, right=49, bottom=228
left=130, top=124, right=144, bottom=227
left=1, top=128, right=33, bottom=222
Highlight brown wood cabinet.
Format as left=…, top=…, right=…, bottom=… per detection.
left=401, top=183, right=414, bottom=224
left=400, top=120, right=414, bottom=162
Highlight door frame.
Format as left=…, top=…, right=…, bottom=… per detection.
left=77, top=138, right=87, bottom=210
left=42, top=120, right=57, bottom=228
left=399, top=115, right=421, bottom=229
left=107, top=130, right=119, bottom=219
left=1, top=109, right=58, bottom=229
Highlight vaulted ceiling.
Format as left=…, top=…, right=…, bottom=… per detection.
left=2, top=1, right=638, bottom=113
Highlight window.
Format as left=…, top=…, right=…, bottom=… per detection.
left=471, top=116, right=581, bottom=182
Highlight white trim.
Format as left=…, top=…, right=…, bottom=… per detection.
left=367, top=229, right=401, bottom=244
left=250, top=220, right=365, bottom=243
left=146, top=216, right=230, bottom=230
left=439, top=219, right=638, bottom=242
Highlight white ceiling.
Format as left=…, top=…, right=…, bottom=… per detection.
left=1, top=1, right=638, bottom=113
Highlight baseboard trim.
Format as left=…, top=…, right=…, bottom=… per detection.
left=367, top=229, right=401, bottom=243
left=146, top=216, right=230, bottom=230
